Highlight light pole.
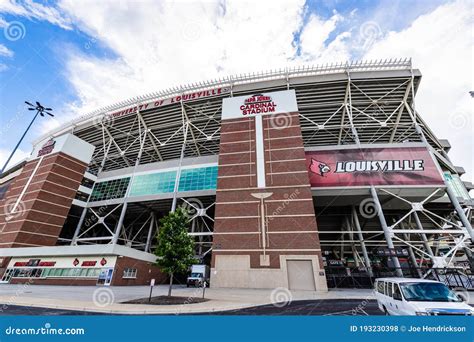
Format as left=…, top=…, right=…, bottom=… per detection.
left=0, top=101, right=54, bottom=174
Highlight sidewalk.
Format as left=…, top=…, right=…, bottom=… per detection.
left=0, top=284, right=375, bottom=314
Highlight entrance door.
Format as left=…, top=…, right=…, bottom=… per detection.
left=0, top=269, right=13, bottom=283
left=97, top=268, right=114, bottom=286
left=287, top=260, right=316, bottom=291
left=104, top=268, right=114, bottom=286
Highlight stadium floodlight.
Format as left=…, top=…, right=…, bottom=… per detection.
left=0, top=101, right=54, bottom=174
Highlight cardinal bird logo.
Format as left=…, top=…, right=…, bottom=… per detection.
left=309, top=159, right=331, bottom=177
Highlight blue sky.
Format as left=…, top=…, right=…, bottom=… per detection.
left=0, top=0, right=472, bottom=180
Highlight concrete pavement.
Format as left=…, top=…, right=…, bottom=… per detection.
left=0, top=284, right=375, bottom=314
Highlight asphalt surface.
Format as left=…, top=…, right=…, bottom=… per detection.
left=0, top=305, right=107, bottom=316
left=207, top=299, right=382, bottom=315
left=0, top=299, right=382, bottom=316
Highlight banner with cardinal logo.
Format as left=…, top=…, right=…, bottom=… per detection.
left=306, top=146, right=444, bottom=187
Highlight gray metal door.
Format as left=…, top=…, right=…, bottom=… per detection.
left=287, top=260, right=316, bottom=291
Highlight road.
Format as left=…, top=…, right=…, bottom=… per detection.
left=0, top=299, right=382, bottom=316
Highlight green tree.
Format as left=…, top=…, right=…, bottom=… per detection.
left=154, top=207, right=196, bottom=296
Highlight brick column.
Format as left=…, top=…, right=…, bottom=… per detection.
left=0, top=134, right=94, bottom=249
left=0, top=152, right=88, bottom=247
left=211, top=110, right=327, bottom=291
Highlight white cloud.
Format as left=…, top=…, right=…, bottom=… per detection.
left=363, top=0, right=473, bottom=181
left=2, top=0, right=472, bottom=182
left=0, top=147, right=30, bottom=170
left=0, top=43, right=13, bottom=57
left=56, top=0, right=306, bottom=113
left=298, top=12, right=351, bottom=62
left=0, top=0, right=71, bottom=29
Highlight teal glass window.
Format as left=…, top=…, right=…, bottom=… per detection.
left=89, top=177, right=130, bottom=202
left=129, top=171, right=177, bottom=197
left=178, top=166, right=218, bottom=192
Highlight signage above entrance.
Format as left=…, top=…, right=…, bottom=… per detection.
left=306, top=146, right=444, bottom=188
left=221, top=89, right=298, bottom=120
left=109, top=87, right=231, bottom=119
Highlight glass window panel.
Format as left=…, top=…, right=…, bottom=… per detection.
left=90, top=178, right=130, bottom=202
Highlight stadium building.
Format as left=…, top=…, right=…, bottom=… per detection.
left=0, top=59, right=473, bottom=290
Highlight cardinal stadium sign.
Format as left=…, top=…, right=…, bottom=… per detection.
left=240, top=94, right=277, bottom=115
left=222, top=89, right=298, bottom=120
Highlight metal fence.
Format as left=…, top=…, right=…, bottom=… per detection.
left=325, top=266, right=474, bottom=289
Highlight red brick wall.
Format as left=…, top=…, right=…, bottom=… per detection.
left=111, top=256, right=167, bottom=286
left=212, top=112, right=323, bottom=269
left=0, top=152, right=87, bottom=248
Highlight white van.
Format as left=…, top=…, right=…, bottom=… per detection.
left=374, top=278, right=473, bottom=316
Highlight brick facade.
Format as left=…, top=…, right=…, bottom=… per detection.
left=0, top=152, right=87, bottom=248
left=211, top=111, right=326, bottom=290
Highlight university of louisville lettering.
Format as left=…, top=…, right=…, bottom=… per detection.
left=335, top=159, right=424, bottom=173
left=109, top=87, right=230, bottom=118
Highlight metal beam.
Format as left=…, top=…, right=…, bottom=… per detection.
left=351, top=206, right=373, bottom=277
left=370, top=186, right=403, bottom=277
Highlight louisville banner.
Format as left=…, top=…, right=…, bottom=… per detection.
left=306, top=146, right=444, bottom=187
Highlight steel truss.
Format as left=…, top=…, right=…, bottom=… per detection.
left=38, top=58, right=443, bottom=174
left=87, top=98, right=222, bottom=174
left=71, top=198, right=215, bottom=257
left=55, top=59, right=471, bottom=278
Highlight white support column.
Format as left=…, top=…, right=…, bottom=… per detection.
left=71, top=208, right=87, bottom=245
left=171, top=122, right=188, bottom=212
left=255, top=115, right=266, bottom=188
left=412, top=211, right=434, bottom=257
left=345, top=72, right=360, bottom=145
left=414, top=124, right=474, bottom=240
left=351, top=206, right=373, bottom=277
left=112, top=202, right=127, bottom=245
left=370, top=186, right=403, bottom=277
left=399, top=221, right=423, bottom=278
left=145, top=213, right=155, bottom=253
